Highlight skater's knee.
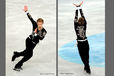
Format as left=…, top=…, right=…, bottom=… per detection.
left=14, top=51, right=19, bottom=55
left=26, top=54, right=33, bottom=59
left=13, top=51, right=20, bottom=57
left=21, top=54, right=33, bottom=62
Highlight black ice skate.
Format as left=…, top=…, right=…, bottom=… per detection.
left=13, top=67, right=23, bottom=71
left=12, top=51, right=18, bottom=61
left=84, top=66, right=91, bottom=74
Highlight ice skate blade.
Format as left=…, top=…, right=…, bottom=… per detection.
left=13, top=68, right=23, bottom=71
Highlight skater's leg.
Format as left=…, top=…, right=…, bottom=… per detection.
left=26, top=37, right=36, bottom=50
left=84, top=41, right=89, bottom=66
left=84, top=41, right=91, bottom=74
left=14, top=52, right=33, bottom=69
left=12, top=50, right=26, bottom=61
left=12, top=38, right=29, bottom=62
left=14, top=37, right=36, bottom=69
left=12, top=37, right=33, bottom=61
left=77, top=41, right=91, bottom=74
left=77, top=42, right=86, bottom=65
left=77, top=41, right=89, bottom=66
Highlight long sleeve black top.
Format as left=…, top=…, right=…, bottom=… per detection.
left=27, top=12, right=47, bottom=44
left=74, top=9, right=87, bottom=40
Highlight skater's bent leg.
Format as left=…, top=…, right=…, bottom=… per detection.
left=14, top=37, right=35, bottom=68
left=12, top=37, right=32, bottom=61
left=12, top=50, right=26, bottom=61
left=14, top=52, right=33, bottom=69
left=12, top=38, right=29, bottom=62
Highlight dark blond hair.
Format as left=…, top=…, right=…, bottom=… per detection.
left=37, top=18, right=44, bottom=23
left=78, top=17, right=84, bottom=25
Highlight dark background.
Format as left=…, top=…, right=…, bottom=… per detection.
left=0, top=0, right=5, bottom=76
left=105, top=0, right=114, bottom=76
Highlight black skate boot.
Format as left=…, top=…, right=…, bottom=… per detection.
left=84, top=65, right=91, bottom=74
left=13, top=67, right=23, bottom=71
left=13, top=62, right=23, bottom=71
left=12, top=51, right=18, bottom=61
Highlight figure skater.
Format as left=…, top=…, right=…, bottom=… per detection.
left=73, top=2, right=91, bottom=74
left=11, top=6, right=47, bottom=71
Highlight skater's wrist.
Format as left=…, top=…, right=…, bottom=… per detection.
left=25, top=11, right=29, bottom=14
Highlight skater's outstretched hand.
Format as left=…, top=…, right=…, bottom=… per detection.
left=80, top=1, right=83, bottom=6
left=73, top=3, right=80, bottom=7
left=24, top=5, right=28, bottom=12
left=73, top=1, right=83, bottom=7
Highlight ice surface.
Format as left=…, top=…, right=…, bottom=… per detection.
left=59, top=33, right=105, bottom=67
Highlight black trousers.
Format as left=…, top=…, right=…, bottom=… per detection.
left=14, top=37, right=36, bottom=68
left=77, top=40, right=90, bottom=67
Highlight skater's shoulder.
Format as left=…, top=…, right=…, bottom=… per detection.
left=42, top=28, right=47, bottom=32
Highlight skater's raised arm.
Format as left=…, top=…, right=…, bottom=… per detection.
left=24, top=6, right=37, bottom=30
left=26, top=13, right=35, bottom=23
left=79, top=8, right=85, bottom=19
left=74, top=9, right=78, bottom=23
left=73, top=1, right=85, bottom=19
left=24, top=6, right=35, bottom=23
left=73, top=3, right=79, bottom=23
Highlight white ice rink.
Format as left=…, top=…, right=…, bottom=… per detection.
left=6, top=0, right=56, bottom=76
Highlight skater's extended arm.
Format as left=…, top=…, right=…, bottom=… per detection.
left=79, top=8, right=85, bottom=19
left=74, top=9, right=78, bottom=23
left=24, top=6, right=37, bottom=30
left=73, top=6, right=79, bottom=32
left=24, top=6, right=35, bottom=24
left=26, top=12, right=37, bottom=30
left=27, top=12, right=35, bottom=23
left=73, top=2, right=85, bottom=19
left=79, top=8, right=87, bottom=27
left=73, top=3, right=79, bottom=23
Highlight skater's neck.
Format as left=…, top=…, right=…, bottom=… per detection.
left=38, top=27, right=43, bottom=31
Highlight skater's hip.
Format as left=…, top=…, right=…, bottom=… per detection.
left=77, top=39, right=89, bottom=47
left=77, top=39, right=88, bottom=42
left=26, top=37, right=37, bottom=49
left=28, top=36, right=39, bottom=44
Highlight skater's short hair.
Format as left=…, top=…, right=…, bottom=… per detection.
left=37, top=18, right=44, bottom=23
left=78, top=17, right=84, bottom=25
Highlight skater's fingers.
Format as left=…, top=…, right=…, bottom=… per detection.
left=80, top=1, right=84, bottom=6
left=24, top=5, right=28, bottom=12
left=73, top=3, right=80, bottom=7
left=73, top=3, right=75, bottom=5
left=73, top=3, right=78, bottom=7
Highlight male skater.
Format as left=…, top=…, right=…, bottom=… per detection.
left=73, top=2, right=91, bottom=74
left=11, top=6, right=47, bottom=71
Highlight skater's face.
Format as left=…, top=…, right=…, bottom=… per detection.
left=37, top=18, right=44, bottom=29
left=37, top=22, right=43, bottom=28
